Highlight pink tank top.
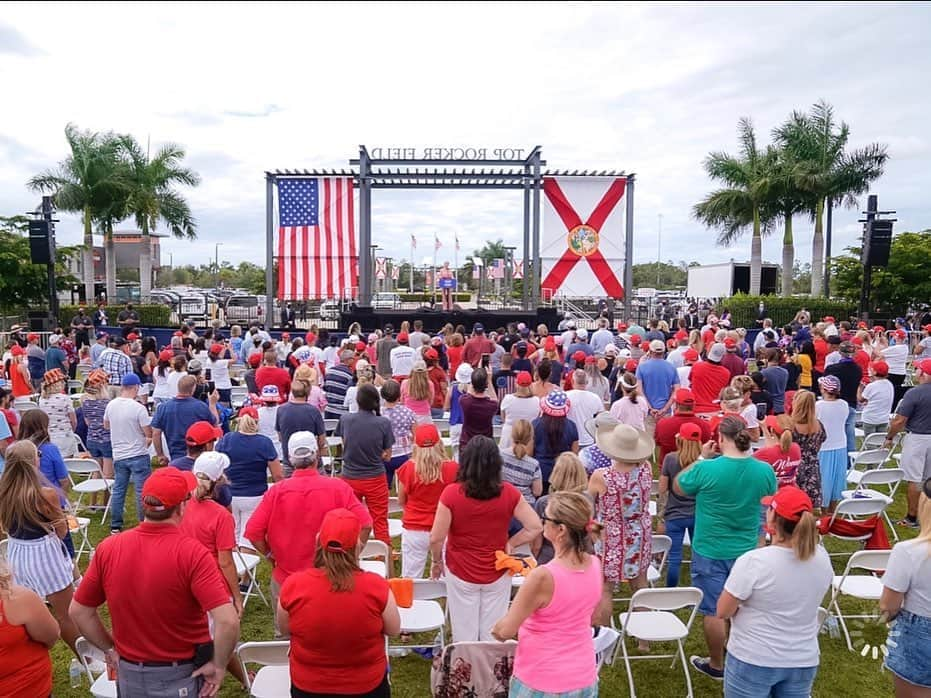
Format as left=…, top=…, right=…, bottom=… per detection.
left=512, top=556, right=602, bottom=692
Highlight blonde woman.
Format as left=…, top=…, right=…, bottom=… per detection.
left=584, top=358, right=611, bottom=405
left=38, top=369, right=76, bottom=456
left=533, top=452, right=593, bottom=564
left=395, top=423, right=458, bottom=577
left=731, top=374, right=761, bottom=430
left=216, top=406, right=282, bottom=552
left=688, top=329, right=704, bottom=359
left=789, top=390, right=825, bottom=512
left=343, top=363, right=376, bottom=415
left=0, top=441, right=79, bottom=655
left=609, top=371, right=649, bottom=430
left=401, top=360, right=434, bottom=423
left=500, top=419, right=543, bottom=504
left=293, top=365, right=327, bottom=412
left=659, top=423, right=702, bottom=586
left=0, top=558, right=59, bottom=696
left=500, top=371, right=541, bottom=448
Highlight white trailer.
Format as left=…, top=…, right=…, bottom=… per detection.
left=687, top=262, right=779, bottom=298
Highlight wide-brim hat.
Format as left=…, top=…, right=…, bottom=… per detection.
left=595, top=423, right=654, bottom=462
left=584, top=411, right=619, bottom=440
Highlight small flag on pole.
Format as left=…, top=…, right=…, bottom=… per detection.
left=435, top=234, right=442, bottom=251
left=411, top=234, right=417, bottom=249
left=455, top=235, right=460, bottom=251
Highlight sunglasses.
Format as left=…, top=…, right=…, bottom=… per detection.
left=540, top=514, right=563, bottom=526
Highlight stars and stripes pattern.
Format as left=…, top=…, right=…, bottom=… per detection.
left=277, top=177, right=357, bottom=300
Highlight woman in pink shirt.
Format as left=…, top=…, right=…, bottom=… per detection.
left=609, top=372, right=649, bottom=430
left=492, top=491, right=602, bottom=697
left=400, top=360, right=434, bottom=423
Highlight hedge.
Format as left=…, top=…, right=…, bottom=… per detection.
left=55, top=304, right=172, bottom=328
left=725, top=295, right=857, bottom=329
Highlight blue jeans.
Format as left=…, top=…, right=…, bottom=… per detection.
left=110, top=454, right=152, bottom=530
left=845, top=404, right=857, bottom=454
left=691, top=551, right=736, bottom=616
left=664, top=516, right=694, bottom=587
left=724, top=654, right=818, bottom=697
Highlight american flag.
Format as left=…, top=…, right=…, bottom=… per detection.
left=277, top=177, right=357, bottom=299
left=455, top=234, right=460, bottom=251
left=490, top=258, right=506, bottom=279
left=435, top=234, right=442, bottom=250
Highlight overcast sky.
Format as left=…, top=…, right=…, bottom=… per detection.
left=1, top=2, right=929, bottom=276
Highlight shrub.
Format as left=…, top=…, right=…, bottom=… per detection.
left=724, top=295, right=857, bottom=329
left=55, top=304, right=172, bottom=328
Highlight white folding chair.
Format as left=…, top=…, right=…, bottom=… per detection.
left=235, top=550, right=268, bottom=607
left=646, top=535, right=672, bottom=587
left=75, top=636, right=117, bottom=697
left=827, top=549, right=891, bottom=651
left=593, top=625, right=620, bottom=669
left=230, top=385, right=248, bottom=408
left=434, top=418, right=450, bottom=435
left=846, top=448, right=892, bottom=485
left=236, top=640, right=290, bottom=696
left=842, top=468, right=905, bottom=541
left=360, top=539, right=391, bottom=578
left=397, top=582, right=447, bottom=651
left=615, top=587, right=703, bottom=698
left=65, top=458, right=113, bottom=518
left=388, top=496, right=402, bottom=515
left=324, top=418, right=339, bottom=434
left=71, top=516, right=94, bottom=562
left=368, top=519, right=403, bottom=539
left=847, top=432, right=887, bottom=466
left=821, top=497, right=890, bottom=554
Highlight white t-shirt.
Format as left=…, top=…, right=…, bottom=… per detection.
left=725, top=545, right=833, bottom=667
left=103, top=397, right=151, bottom=461
left=389, top=345, right=416, bottom=377
left=257, top=404, right=282, bottom=458
left=565, top=389, right=604, bottom=447
left=166, top=370, right=182, bottom=397
left=883, top=538, right=931, bottom=617
left=816, top=399, right=849, bottom=450
left=882, top=344, right=909, bottom=375
left=152, top=369, right=173, bottom=399
left=667, top=348, right=685, bottom=369
left=499, top=394, right=541, bottom=449
left=209, top=358, right=232, bottom=390
left=918, top=336, right=931, bottom=360
left=676, top=365, right=692, bottom=389
left=861, top=379, right=894, bottom=426
left=824, top=351, right=841, bottom=368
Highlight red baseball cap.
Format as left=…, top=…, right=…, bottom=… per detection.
left=10, top=344, right=25, bottom=357
left=424, top=348, right=438, bottom=360
left=675, top=388, right=695, bottom=405
left=209, top=343, right=223, bottom=355
left=305, top=332, right=317, bottom=344
left=894, top=329, right=906, bottom=339
left=924, top=324, right=931, bottom=333
left=543, top=337, right=556, bottom=352
left=624, top=359, right=639, bottom=373
left=248, top=353, right=262, bottom=368
left=127, top=332, right=140, bottom=341
left=630, top=334, right=642, bottom=344
left=141, top=467, right=196, bottom=510
left=572, top=350, right=587, bottom=363
left=158, top=349, right=174, bottom=362
left=584, top=355, right=597, bottom=365
left=872, top=325, right=885, bottom=333
left=870, top=360, right=889, bottom=377
left=617, top=323, right=628, bottom=332
left=764, top=415, right=788, bottom=435
left=238, top=405, right=259, bottom=420
left=27, top=333, right=39, bottom=341
left=640, top=342, right=651, bottom=352
left=173, top=331, right=184, bottom=337
left=185, top=421, right=223, bottom=446
left=397, top=332, right=409, bottom=343
left=355, top=341, right=366, bottom=352
left=852, top=336, right=864, bottom=346
left=516, top=370, right=533, bottom=386
left=915, top=358, right=931, bottom=375
left=857, top=321, right=868, bottom=329
left=319, top=508, right=362, bottom=552
left=724, top=338, right=737, bottom=349
left=683, top=348, right=699, bottom=363
left=762, top=486, right=813, bottom=523
left=822, top=316, right=835, bottom=323
left=414, top=423, right=440, bottom=448
left=678, top=422, right=702, bottom=442
left=674, top=330, right=688, bottom=341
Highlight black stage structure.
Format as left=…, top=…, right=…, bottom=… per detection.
left=264, top=146, right=635, bottom=333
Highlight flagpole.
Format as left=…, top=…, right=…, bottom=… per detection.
left=454, top=234, right=459, bottom=292
left=433, top=233, right=438, bottom=307
left=409, top=235, right=415, bottom=294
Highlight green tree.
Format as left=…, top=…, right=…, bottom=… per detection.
left=693, top=118, right=776, bottom=295
left=764, top=143, right=809, bottom=297
left=632, top=261, right=687, bottom=289
left=27, top=124, right=123, bottom=303
left=120, top=135, right=200, bottom=298
left=773, top=100, right=887, bottom=296
left=829, top=231, right=931, bottom=315
left=0, top=223, right=78, bottom=319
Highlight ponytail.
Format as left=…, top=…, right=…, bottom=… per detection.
left=775, top=510, right=818, bottom=561
left=779, top=430, right=793, bottom=454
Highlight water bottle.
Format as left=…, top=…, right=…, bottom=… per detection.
left=69, top=658, right=82, bottom=688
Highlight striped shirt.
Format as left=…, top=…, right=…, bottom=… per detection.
left=98, top=348, right=133, bottom=385
left=499, top=449, right=542, bottom=504
left=322, top=364, right=353, bottom=416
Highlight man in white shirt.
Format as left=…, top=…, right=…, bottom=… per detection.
left=858, top=361, right=894, bottom=434
left=560, top=320, right=577, bottom=349
left=753, top=319, right=774, bottom=353
left=103, top=373, right=153, bottom=534
left=390, top=332, right=416, bottom=379
left=822, top=316, right=839, bottom=337
left=589, top=318, right=615, bottom=356
left=677, top=348, right=699, bottom=389
left=667, top=331, right=689, bottom=368
left=566, top=370, right=605, bottom=447
left=915, top=324, right=931, bottom=360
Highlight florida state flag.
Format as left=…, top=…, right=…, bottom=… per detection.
left=540, top=177, right=626, bottom=299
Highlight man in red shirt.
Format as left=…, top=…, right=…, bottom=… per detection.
left=246, top=431, right=372, bottom=636
left=462, top=323, right=496, bottom=368
left=256, top=348, right=291, bottom=398
left=720, top=338, right=747, bottom=379
left=690, top=343, right=732, bottom=413
left=654, top=389, right=713, bottom=463
left=70, top=467, right=240, bottom=697
left=851, top=336, right=871, bottom=381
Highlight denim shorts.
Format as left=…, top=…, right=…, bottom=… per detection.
left=885, top=609, right=931, bottom=688
left=724, top=654, right=817, bottom=698
left=691, top=551, right=735, bottom=616
left=86, top=438, right=113, bottom=459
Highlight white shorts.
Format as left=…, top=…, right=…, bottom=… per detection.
left=231, top=495, right=264, bottom=548
left=900, top=433, right=931, bottom=483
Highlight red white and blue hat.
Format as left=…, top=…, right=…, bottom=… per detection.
left=541, top=389, right=571, bottom=417
left=261, top=385, right=282, bottom=403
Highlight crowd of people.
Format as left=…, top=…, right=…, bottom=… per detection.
left=0, top=306, right=929, bottom=697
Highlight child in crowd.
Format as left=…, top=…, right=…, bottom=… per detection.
left=381, top=380, right=416, bottom=489
left=256, top=384, right=283, bottom=459
left=499, top=419, right=542, bottom=504
left=815, top=375, right=849, bottom=512
left=658, top=423, right=700, bottom=587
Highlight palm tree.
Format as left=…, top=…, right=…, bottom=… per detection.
left=27, top=124, right=123, bottom=303
left=765, top=146, right=809, bottom=296
left=693, top=118, right=776, bottom=295
left=773, top=100, right=888, bottom=296
left=94, top=189, right=130, bottom=303
left=119, top=135, right=200, bottom=297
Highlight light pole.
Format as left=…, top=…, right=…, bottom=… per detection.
left=656, top=213, right=662, bottom=289
left=214, top=243, right=223, bottom=289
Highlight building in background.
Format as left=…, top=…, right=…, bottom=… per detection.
left=62, top=230, right=164, bottom=303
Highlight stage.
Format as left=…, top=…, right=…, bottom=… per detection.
left=339, top=306, right=561, bottom=334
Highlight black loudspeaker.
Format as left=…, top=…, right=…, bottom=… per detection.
left=28, top=220, right=51, bottom=264
left=865, top=219, right=893, bottom=267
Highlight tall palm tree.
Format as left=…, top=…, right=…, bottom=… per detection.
left=27, top=124, right=123, bottom=303
left=693, top=118, right=775, bottom=295
left=765, top=146, right=809, bottom=296
left=773, top=100, right=888, bottom=296
left=94, top=189, right=130, bottom=303
left=119, top=135, right=199, bottom=297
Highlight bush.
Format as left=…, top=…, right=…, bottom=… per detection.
left=724, top=295, right=857, bottom=329
left=55, top=304, right=172, bottom=328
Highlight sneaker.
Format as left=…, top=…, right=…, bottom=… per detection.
left=690, top=656, right=724, bottom=681
left=239, top=583, right=250, bottom=594
left=109, top=529, right=121, bottom=536
left=895, top=517, right=920, bottom=529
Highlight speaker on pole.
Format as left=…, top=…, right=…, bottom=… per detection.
left=28, top=219, right=52, bottom=264
left=864, top=219, right=893, bottom=267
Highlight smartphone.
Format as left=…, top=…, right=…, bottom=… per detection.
left=481, top=353, right=490, bottom=369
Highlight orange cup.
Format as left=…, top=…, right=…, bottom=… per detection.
left=387, top=578, right=413, bottom=608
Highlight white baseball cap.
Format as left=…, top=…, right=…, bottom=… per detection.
left=193, top=451, right=230, bottom=482
left=288, top=431, right=319, bottom=459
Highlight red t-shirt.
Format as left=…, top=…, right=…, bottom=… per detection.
left=280, top=568, right=389, bottom=694
left=853, top=350, right=870, bottom=382
left=813, top=339, right=829, bottom=373
left=427, top=366, right=448, bottom=409
left=244, top=468, right=373, bottom=584
left=180, top=497, right=236, bottom=559
left=73, top=522, right=230, bottom=662
left=689, top=361, right=732, bottom=413
left=462, top=336, right=496, bottom=368
left=754, top=443, right=803, bottom=488
left=0, top=599, right=52, bottom=697
left=255, top=366, right=291, bottom=400
left=701, top=329, right=716, bottom=348
left=441, top=482, right=521, bottom=584
left=396, top=460, right=459, bottom=531
left=654, top=414, right=712, bottom=463
left=446, top=345, right=463, bottom=380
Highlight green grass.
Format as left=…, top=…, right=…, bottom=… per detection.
left=51, top=482, right=907, bottom=697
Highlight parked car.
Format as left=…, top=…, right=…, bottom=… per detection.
left=179, top=293, right=211, bottom=326
left=372, top=292, right=401, bottom=310
left=319, top=299, right=340, bottom=321
left=224, top=294, right=264, bottom=324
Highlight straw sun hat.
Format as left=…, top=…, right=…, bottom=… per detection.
left=594, top=422, right=654, bottom=462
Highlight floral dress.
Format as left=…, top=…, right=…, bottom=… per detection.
left=793, top=425, right=825, bottom=507
left=597, top=462, right=652, bottom=583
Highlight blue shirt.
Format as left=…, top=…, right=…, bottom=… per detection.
left=37, top=442, right=68, bottom=491
left=217, top=431, right=278, bottom=497
left=635, top=358, right=680, bottom=410
left=151, top=397, right=217, bottom=460
left=531, top=416, right=579, bottom=481
left=448, top=384, right=465, bottom=426
left=0, top=416, right=12, bottom=473
left=45, top=346, right=68, bottom=373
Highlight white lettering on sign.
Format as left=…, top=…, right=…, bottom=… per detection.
left=369, top=147, right=526, bottom=161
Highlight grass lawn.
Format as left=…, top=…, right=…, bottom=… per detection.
left=48, top=476, right=908, bottom=697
